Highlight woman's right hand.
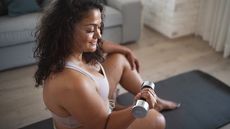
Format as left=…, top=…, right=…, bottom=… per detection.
left=134, top=88, right=158, bottom=109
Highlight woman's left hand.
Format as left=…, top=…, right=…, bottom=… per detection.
left=102, top=40, right=140, bottom=72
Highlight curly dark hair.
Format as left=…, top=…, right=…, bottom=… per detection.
left=34, top=0, right=105, bottom=87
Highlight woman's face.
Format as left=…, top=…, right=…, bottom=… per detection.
left=73, top=9, right=102, bottom=53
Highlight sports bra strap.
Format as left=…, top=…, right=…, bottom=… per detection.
left=65, top=62, right=96, bottom=82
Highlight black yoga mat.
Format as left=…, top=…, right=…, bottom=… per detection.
left=20, top=70, right=230, bottom=129
left=19, top=118, right=53, bottom=129
left=116, top=70, right=230, bottom=129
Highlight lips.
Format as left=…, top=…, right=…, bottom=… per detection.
left=90, top=40, right=97, bottom=45
left=90, top=42, right=96, bottom=45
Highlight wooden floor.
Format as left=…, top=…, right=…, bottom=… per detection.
left=0, top=26, right=230, bottom=129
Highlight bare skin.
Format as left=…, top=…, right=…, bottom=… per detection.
left=102, top=41, right=180, bottom=112
left=43, top=9, right=179, bottom=129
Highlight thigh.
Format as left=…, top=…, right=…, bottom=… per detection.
left=102, top=53, right=129, bottom=98
left=128, top=109, right=165, bottom=129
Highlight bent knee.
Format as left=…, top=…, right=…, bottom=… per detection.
left=148, top=110, right=166, bottom=129
left=107, top=53, right=126, bottom=61
left=154, top=112, right=166, bottom=129
left=138, top=110, right=165, bottom=129
left=129, top=110, right=165, bottom=129
left=106, top=53, right=130, bottom=68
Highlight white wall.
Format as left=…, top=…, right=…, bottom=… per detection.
left=143, top=0, right=200, bottom=39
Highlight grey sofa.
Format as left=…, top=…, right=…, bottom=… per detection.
left=0, top=0, right=143, bottom=71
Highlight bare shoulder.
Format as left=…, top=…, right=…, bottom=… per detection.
left=47, top=68, right=97, bottom=93
left=44, top=68, right=109, bottom=128
left=43, top=68, right=97, bottom=110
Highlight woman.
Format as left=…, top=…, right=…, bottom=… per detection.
left=34, top=0, right=179, bottom=129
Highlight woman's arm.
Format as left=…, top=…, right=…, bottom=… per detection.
left=58, top=70, right=157, bottom=129
left=102, top=40, right=140, bottom=72
left=102, top=40, right=130, bottom=54
left=58, top=72, right=136, bottom=129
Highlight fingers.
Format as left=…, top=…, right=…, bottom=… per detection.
left=135, top=59, right=140, bottom=73
left=134, top=92, right=142, bottom=100
left=141, top=88, right=157, bottom=102
left=126, top=54, right=140, bottom=73
left=126, top=54, right=136, bottom=71
left=130, top=58, right=136, bottom=71
left=135, top=88, right=157, bottom=109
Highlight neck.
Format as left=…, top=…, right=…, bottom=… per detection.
left=69, top=52, right=83, bottom=62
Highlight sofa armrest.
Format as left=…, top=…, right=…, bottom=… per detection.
left=107, top=0, right=143, bottom=43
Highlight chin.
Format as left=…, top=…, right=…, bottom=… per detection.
left=89, top=50, right=97, bottom=53
left=88, top=45, right=97, bottom=52
left=87, top=48, right=97, bottom=52
left=85, top=43, right=97, bottom=52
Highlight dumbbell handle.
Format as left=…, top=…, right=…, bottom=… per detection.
left=132, top=81, right=155, bottom=118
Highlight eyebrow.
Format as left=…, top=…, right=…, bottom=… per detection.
left=84, top=23, right=101, bottom=27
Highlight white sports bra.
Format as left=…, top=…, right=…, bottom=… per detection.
left=50, top=61, right=111, bottom=128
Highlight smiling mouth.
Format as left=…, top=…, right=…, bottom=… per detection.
left=89, top=42, right=97, bottom=47
left=90, top=41, right=97, bottom=45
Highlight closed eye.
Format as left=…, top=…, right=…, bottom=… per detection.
left=86, top=30, right=94, bottom=33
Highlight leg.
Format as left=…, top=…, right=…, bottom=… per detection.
left=128, top=109, right=165, bottom=129
left=102, top=53, right=142, bottom=98
left=102, top=53, right=179, bottom=111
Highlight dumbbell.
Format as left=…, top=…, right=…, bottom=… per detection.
left=132, top=81, right=155, bottom=118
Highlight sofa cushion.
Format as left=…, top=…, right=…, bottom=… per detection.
left=4, top=0, right=41, bottom=16
left=104, top=6, right=122, bottom=28
left=0, top=6, right=121, bottom=48
left=0, top=12, right=42, bottom=47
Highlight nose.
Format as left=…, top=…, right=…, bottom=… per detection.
left=93, top=27, right=102, bottom=39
